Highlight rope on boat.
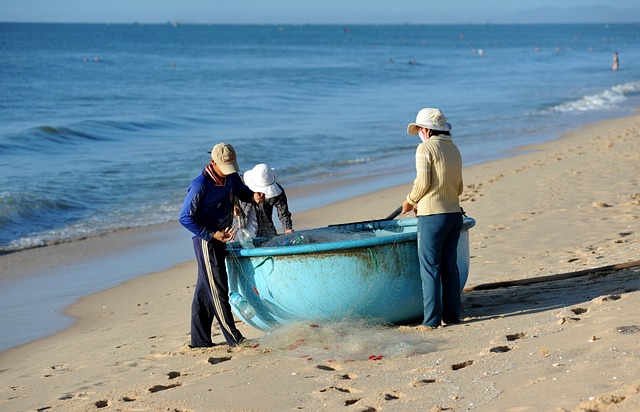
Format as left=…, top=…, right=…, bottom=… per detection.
left=253, top=257, right=273, bottom=270
left=367, top=248, right=378, bottom=271
left=463, top=260, right=640, bottom=292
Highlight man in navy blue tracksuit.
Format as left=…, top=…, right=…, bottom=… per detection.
left=179, top=142, right=264, bottom=347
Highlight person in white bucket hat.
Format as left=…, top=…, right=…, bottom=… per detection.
left=401, top=108, right=464, bottom=331
left=406, top=107, right=452, bottom=135
left=233, top=163, right=294, bottom=239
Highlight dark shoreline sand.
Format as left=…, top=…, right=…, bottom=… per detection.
left=0, top=113, right=639, bottom=411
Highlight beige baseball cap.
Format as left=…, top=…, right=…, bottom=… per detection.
left=208, top=143, right=239, bottom=175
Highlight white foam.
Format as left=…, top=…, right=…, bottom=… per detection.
left=548, top=81, right=640, bottom=114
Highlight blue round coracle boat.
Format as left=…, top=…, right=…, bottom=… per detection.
left=225, top=217, right=475, bottom=330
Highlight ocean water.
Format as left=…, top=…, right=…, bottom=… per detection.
left=1, top=23, right=639, bottom=351
left=1, top=22, right=639, bottom=253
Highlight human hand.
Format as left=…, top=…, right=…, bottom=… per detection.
left=285, top=228, right=294, bottom=234
left=213, top=227, right=235, bottom=243
left=401, top=200, right=415, bottom=215
left=254, top=192, right=265, bottom=204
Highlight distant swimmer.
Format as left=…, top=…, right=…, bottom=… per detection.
left=612, top=51, right=619, bottom=72
left=408, top=60, right=417, bottom=65
left=477, top=49, right=484, bottom=57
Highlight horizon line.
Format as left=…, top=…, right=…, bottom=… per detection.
left=1, top=20, right=638, bottom=25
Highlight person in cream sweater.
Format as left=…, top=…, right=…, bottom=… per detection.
left=401, top=108, right=464, bottom=330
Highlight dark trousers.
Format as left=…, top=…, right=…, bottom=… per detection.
left=191, top=237, right=244, bottom=347
left=417, top=212, right=463, bottom=327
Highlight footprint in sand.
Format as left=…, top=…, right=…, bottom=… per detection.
left=318, top=385, right=370, bottom=408
left=148, top=382, right=182, bottom=393
left=557, top=317, right=581, bottom=325
left=451, top=360, right=473, bottom=370
left=344, top=397, right=363, bottom=406
left=489, top=345, right=512, bottom=353
left=319, top=385, right=356, bottom=393
left=506, top=332, right=526, bottom=341
left=384, top=391, right=403, bottom=401
left=616, top=325, right=639, bottom=335
left=58, top=392, right=89, bottom=401
left=592, top=201, right=612, bottom=208
left=43, top=364, right=72, bottom=378
left=208, top=356, right=232, bottom=365
left=411, top=378, right=438, bottom=387
left=571, top=307, right=588, bottom=315
left=591, top=295, right=622, bottom=305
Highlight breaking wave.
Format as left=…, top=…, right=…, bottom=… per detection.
left=546, top=81, right=640, bottom=114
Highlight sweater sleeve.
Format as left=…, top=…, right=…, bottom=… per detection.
left=273, top=186, right=293, bottom=230
left=230, top=173, right=255, bottom=203
left=179, top=184, right=214, bottom=241
left=406, top=145, right=431, bottom=206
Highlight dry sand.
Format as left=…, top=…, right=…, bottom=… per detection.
left=1, top=114, right=639, bottom=412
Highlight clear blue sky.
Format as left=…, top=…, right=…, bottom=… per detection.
left=1, top=0, right=639, bottom=24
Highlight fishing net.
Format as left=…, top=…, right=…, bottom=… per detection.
left=259, top=227, right=377, bottom=248
left=258, top=320, right=436, bottom=362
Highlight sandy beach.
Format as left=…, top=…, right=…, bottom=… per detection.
left=1, top=113, right=639, bottom=411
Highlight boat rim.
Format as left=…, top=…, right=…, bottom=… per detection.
left=227, top=217, right=475, bottom=258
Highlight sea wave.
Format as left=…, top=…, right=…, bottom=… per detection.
left=0, top=188, right=181, bottom=254
left=546, top=81, right=640, bottom=114
left=0, top=118, right=182, bottom=152
left=333, top=157, right=375, bottom=166
left=281, top=156, right=378, bottom=181
left=0, top=191, right=85, bottom=252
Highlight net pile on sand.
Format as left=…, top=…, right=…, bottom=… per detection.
left=258, top=320, right=435, bottom=361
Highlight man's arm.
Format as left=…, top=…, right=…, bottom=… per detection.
left=179, top=185, right=214, bottom=241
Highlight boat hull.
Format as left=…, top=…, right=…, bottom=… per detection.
left=226, top=217, right=475, bottom=330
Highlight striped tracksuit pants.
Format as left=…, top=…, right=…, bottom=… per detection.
left=190, top=236, right=245, bottom=347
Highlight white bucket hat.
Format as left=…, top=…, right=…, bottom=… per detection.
left=243, top=163, right=282, bottom=199
left=407, top=108, right=452, bottom=135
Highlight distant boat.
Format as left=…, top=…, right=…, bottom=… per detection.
left=226, top=216, right=475, bottom=330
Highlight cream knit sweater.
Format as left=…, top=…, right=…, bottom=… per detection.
left=406, top=135, right=463, bottom=216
